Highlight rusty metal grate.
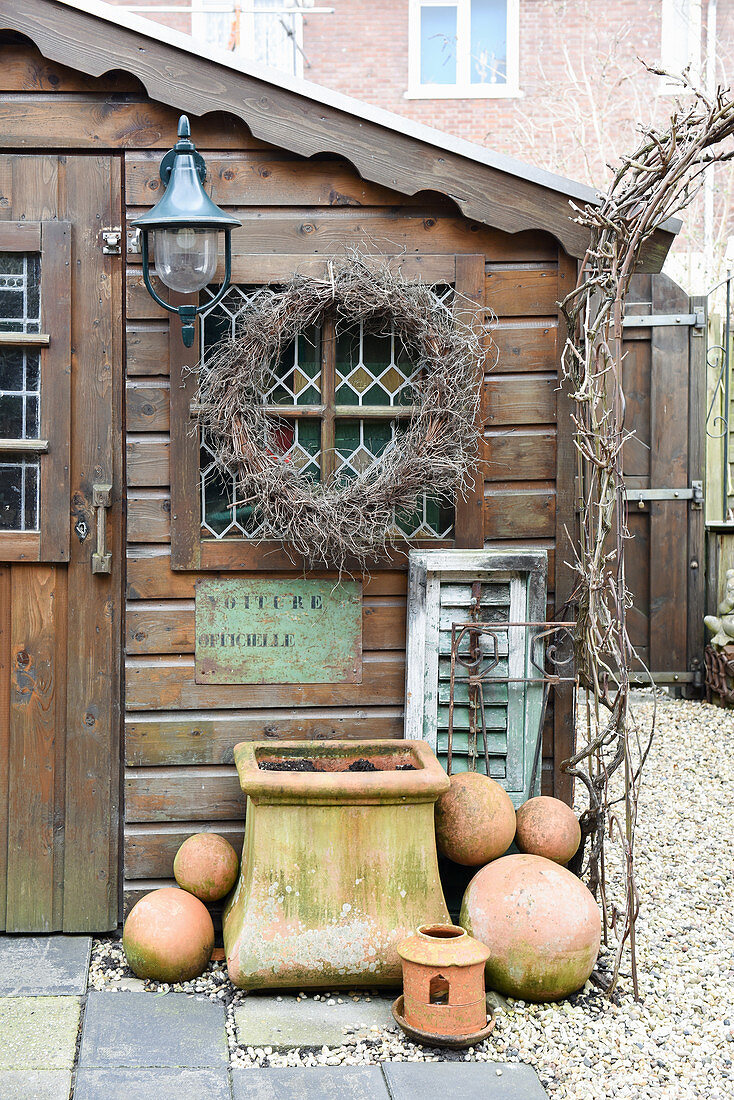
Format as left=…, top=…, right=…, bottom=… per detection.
left=447, top=614, right=578, bottom=790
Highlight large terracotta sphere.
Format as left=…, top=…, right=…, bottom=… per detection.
left=123, top=887, right=214, bottom=983
left=173, top=832, right=239, bottom=903
left=460, top=854, right=601, bottom=1002
left=515, top=796, right=581, bottom=865
left=435, top=771, right=516, bottom=866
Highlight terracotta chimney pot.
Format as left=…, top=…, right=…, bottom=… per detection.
left=397, top=923, right=490, bottom=1038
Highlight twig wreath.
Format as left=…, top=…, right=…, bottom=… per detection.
left=194, top=254, right=493, bottom=569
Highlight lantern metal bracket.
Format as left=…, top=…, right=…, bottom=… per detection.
left=139, top=230, right=233, bottom=348
left=159, top=145, right=207, bottom=187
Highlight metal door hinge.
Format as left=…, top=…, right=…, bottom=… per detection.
left=101, top=227, right=122, bottom=255
left=622, top=308, right=705, bottom=329
left=626, top=481, right=703, bottom=509
left=629, top=671, right=697, bottom=684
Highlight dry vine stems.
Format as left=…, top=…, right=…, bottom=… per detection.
left=195, top=253, right=491, bottom=571
left=561, top=71, right=734, bottom=997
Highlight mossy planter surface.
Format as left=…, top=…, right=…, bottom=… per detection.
left=224, top=740, right=450, bottom=990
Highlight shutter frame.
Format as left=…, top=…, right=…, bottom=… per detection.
left=405, top=548, right=548, bottom=805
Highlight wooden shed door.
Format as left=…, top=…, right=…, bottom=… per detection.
left=0, top=155, right=122, bottom=931
left=623, top=273, right=706, bottom=690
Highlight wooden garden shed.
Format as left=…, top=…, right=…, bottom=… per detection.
left=0, top=0, right=678, bottom=933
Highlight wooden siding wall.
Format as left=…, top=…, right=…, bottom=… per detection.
left=122, top=159, right=568, bottom=912
left=0, top=45, right=572, bottom=916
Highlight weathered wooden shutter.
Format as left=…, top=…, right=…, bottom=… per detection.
left=405, top=549, right=547, bottom=806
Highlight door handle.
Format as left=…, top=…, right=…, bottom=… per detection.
left=91, top=482, right=112, bottom=574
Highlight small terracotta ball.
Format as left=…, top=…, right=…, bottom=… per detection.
left=515, top=796, right=581, bottom=865
left=173, top=832, right=239, bottom=903
left=435, top=771, right=516, bottom=866
left=123, top=887, right=214, bottom=983
left=460, top=854, right=601, bottom=1002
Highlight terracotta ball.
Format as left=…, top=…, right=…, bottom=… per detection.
left=123, top=887, right=214, bottom=983
left=515, top=796, right=581, bottom=865
left=460, top=854, right=601, bottom=1002
left=173, top=832, right=239, bottom=903
left=434, top=771, right=516, bottom=866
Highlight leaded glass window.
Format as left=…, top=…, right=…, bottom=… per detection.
left=0, top=253, right=42, bottom=532
left=198, top=283, right=455, bottom=541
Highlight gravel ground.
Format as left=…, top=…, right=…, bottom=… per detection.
left=92, top=693, right=734, bottom=1098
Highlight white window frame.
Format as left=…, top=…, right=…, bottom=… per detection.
left=406, top=0, right=520, bottom=99
left=658, top=0, right=702, bottom=94
left=191, top=1, right=304, bottom=78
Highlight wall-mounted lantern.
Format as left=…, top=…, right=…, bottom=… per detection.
left=132, top=115, right=241, bottom=347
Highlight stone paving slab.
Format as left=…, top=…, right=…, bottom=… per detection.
left=74, top=1067, right=231, bottom=1099
left=235, top=994, right=394, bottom=1049
left=0, top=1069, right=72, bottom=1100
left=0, top=935, right=91, bottom=995
left=79, top=992, right=228, bottom=1068
left=0, top=997, right=81, bottom=1069
left=232, top=1066, right=390, bottom=1098
left=381, top=1061, right=548, bottom=1098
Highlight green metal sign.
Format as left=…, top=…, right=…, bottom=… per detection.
left=195, top=578, right=363, bottom=685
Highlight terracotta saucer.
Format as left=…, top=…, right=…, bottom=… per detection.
left=391, top=994, right=496, bottom=1050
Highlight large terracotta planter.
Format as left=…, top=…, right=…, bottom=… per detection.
left=223, top=740, right=450, bottom=989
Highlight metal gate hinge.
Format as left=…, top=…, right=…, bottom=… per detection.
left=622, top=309, right=705, bottom=329
left=101, top=227, right=122, bottom=255
left=626, top=481, right=703, bottom=508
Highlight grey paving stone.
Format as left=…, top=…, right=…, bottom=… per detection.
left=0, top=1070, right=71, bottom=1100
left=235, top=994, right=394, bottom=1049
left=74, top=1067, right=231, bottom=1100
left=381, top=1061, right=549, bottom=1099
left=0, top=935, right=91, bottom=995
left=0, top=997, right=81, bottom=1069
left=79, top=991, right=227, bottom=1068
left=232, top=1066, right=389, bottom=1098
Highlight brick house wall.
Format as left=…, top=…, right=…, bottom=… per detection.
left=109, top=0, right=734, bottom=287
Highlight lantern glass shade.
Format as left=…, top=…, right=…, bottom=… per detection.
left=154, top=227, right=219, bottom=293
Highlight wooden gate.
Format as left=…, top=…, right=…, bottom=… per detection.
left=0, top=156, right=122, bottom=931
left=622, top=273, right=706, bottom=690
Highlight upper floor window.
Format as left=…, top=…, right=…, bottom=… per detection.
left=192, top=0, right=304, bottom=77
left=407, top=0, right=520, bottom=99
left=659, top=0, right=702, bottom=92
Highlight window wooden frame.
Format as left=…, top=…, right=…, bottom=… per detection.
left=0, top=220, right=71, bottom=563
left=170, top=253, right=486, bottom=572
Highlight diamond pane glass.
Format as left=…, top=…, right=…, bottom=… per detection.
left=199, top=284, right=323, bottom=537
left=267, top=327, right=321, bottom=405
left=334, top=418, right=454, bottom=538
left=335, top=321, right=416, bottom=408
left=199, top=284, right=322, bottom=404
left=335, top=419, right=395, bottom=479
